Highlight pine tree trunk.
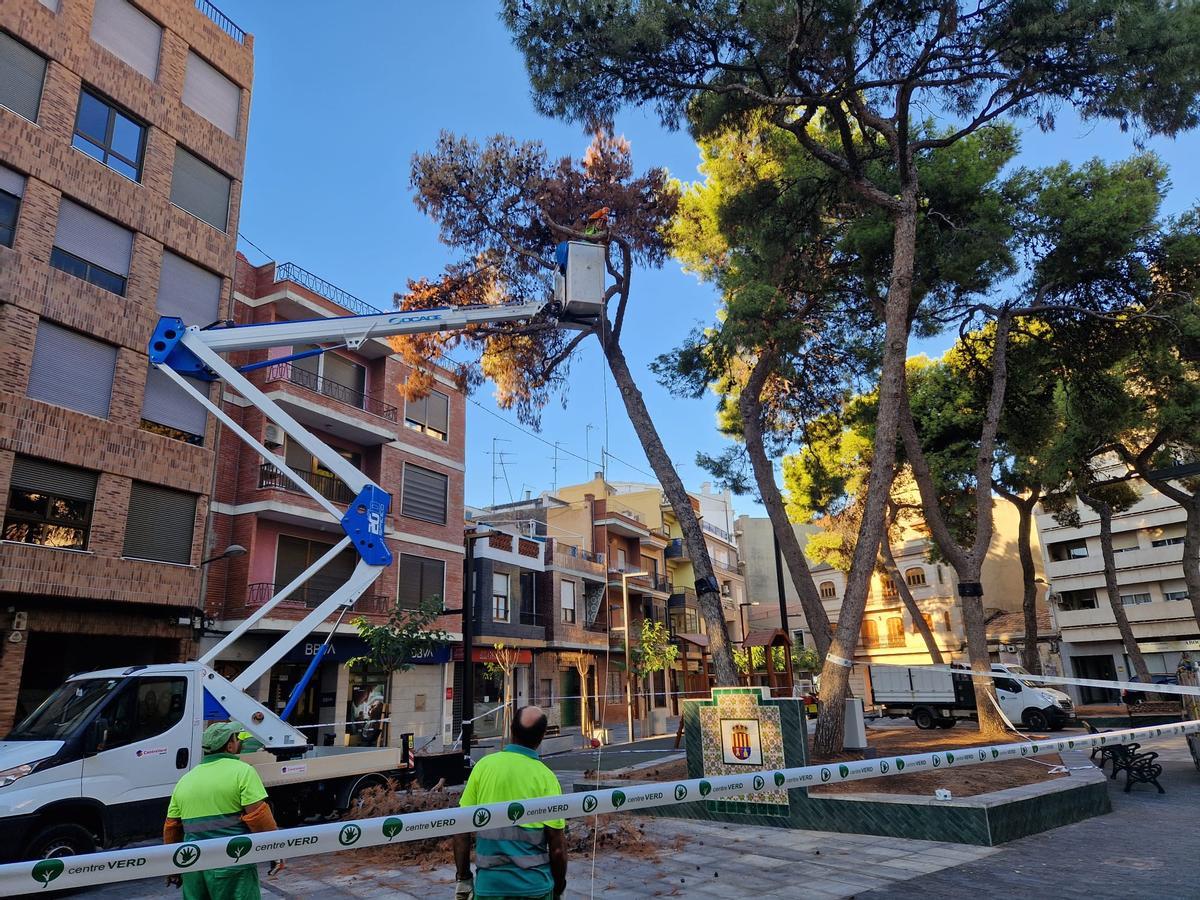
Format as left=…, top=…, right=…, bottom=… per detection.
left=958, top=580, right=1011, bottom=737
left=1082, top=494, right=1153, bottom=684
left=1014, top=494, right=1043, bottom=675
left=812, top=200, right=919, bottom=757
left=740, top=353, right=833, bottom=655
left=878, top=543, right=943, bottom=663
left=1183, top=499, right=1200, bottom=631
left=602, top=337, right=738, bottom=685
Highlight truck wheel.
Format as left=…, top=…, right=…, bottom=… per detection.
left=1024, top=709, right=1050, bottom=731
left=25, top=822, right=97, bottom=860
left=913, top=708, right=936, bottom=730
left=936, top=718, right=957, bottom=729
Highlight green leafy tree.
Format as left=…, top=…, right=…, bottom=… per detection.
left=502, top=0, right=1200, bottom=756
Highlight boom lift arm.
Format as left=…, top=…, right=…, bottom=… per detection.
left=147, top=297, right=585, bottom=750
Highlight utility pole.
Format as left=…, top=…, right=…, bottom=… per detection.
left=585, top=424, right=595, bottom=478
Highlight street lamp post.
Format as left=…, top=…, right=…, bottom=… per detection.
left=620, top=570, right=648, bottom=744
left=738, top=600, right=760, bottom=644
left=461, top=529, right=496, bottom=760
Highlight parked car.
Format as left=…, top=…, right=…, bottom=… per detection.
left=1121, top=674, right=1179, bottom=705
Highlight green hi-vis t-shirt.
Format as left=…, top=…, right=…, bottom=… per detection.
left=460, top=745, right=565, bottom=898
left=167, top=753, right=269, bottom=840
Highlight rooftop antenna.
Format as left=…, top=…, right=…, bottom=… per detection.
left=486, top=437, right=514, bottom=507
left=585, top=424, right=596, bottom=479
left=550, top=441, right=561, bottom=493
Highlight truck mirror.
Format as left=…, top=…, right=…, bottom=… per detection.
left=84, top=718, right=107, bottom=755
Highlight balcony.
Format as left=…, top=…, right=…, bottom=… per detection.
left=258, top=463, right=354, bottom=505
left=712, top=557, right=741, bottom=575
left=861, top=635, right=909, bottom=650
left=262, top=362, right=397, bottom=445
left=702, top=521, right=733, bottom=543
left=547, top=540, right=607, bottom=580
left=246, top=581, right=391, bottom=615
left=669, top=587, right=698, bottom=607
left=596, top=508, right=649, bottom=539
left=195, top=0, right=246, bottom=44
left=665, top=538, right=689, bottom=560
left=274, top=262, right=383, bottom=317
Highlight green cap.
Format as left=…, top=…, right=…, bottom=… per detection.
left=202, top=721, right=245, bottom=753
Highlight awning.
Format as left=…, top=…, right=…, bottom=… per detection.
left=282, top=636, right=450, bottom=665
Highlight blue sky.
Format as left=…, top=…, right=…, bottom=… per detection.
left=217, top=2, right=1199, bottom=518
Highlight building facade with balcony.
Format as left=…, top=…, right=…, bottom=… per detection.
left=0, top=0, right=253, bottom=727
left=738, top=501, right=1047, bottom=699
left=1035, top=471, right=1196, bottom=704
left=202, top=256, right=465, bottom=751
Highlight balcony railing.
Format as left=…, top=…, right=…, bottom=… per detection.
left=518, top=609, right=543, bottom=627
left=712, top=558, right=740, bottom=574
left=195, top=0, right=246, bottom=44
left=258, top=463, right=354, bottom=504
left=265, top=361, right=398, bottom=422
left=551, top=542, right=605, bottom=565
left=861, top=635, right=908, bottom=650
left=670, top=587, right=698, bottom=606
left=274, top=261, right=384, bottom=317
left=702, top=521, right=732, bottom=542
left=665, top=538, right=688, bottom=560
left=246, top=581, right=390, bottom=614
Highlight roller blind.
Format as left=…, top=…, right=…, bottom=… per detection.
left=401, top=464, right=447, bottom=524
left=156, top=251, right=222, bottom=322
left=170, top=146, right=230, bottom=231
left=0, top=163, right=24, bottom=197
left=182, top=51, right=239, bottom=137
left=0, top=31, right=47, bottom=122
left=407, top=390, right=448, bottom=433
left=141, top=365, right=208, bottom=437
left=90, top=0, right=161, bottom=81
left=398, top=554, right=445, bottom=610
left=27, top=320, right=116, bottom=417
left=54, top=199, right=133, bottom=276
left=123, top=481, right=196, bottom=564
left=10, top=456, right=97, bottom=501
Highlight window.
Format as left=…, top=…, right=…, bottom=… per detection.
left=1120, top=592, right=1152, bottom=606
left=1058, top=589, right=1098, bottom=611
left=291, top=346, right=367, bottom=407
left=0, top=31, right=47, bottom=122
left=275, top=535, right=357, bottom=607
left=993, top=677, right=1020, bottom=694
left=401, top=464, right=448, bottom=524
left=156, top=251, right=222, bottom=322
left=1049, top=538, right=1089, bottom=562
left=882, top=577, right=897, bottom=598
left=27, top=320, right=116, bottom=417
left=90, top=0, right=161, bottom=81
left=3, top=456, right=96, bottom=550
left=943, top=611, right=952, bottom=630
left=405, top=389, right=449, bottom=440
left=492, top=573, right=510, bottom=622
left=398, top=554, right=444, bottom=610
left=1165, top=590, right=1189, bottom=603
left=96, top=677, right=186, bottom=750
left=818, top=581, right=836, bottom=600
left=51, top=199, right=132, bottom=295
left=141, top=365, right=208, bottom=444
left=170, top=146, right=230, bottom=231
left=561, top=580, right=577, bottom=624
left=918, top=613, right=934, bottom=633
left=1152, top=536, right=1185, bottom=548
left=886, top=617, right=904, bottom=646
left=123, top=482, right=196, bottom=564
left=616, top=547, right=627, bottom=571
left=860, top=619, right=879, bottom=647
left=1111, top=532, right=1140, bottom=554
left=0, top=163, right=23, bottom=247
left=905, top=567, right=927, bottom=587
left=73, top=89, right=146, bottom=181
left=182, top=51, right=239, bottom=136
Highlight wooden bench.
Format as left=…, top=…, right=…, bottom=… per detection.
left=1108, top=743, right=1166, bottom=793
left=1125, top=700, right=1183, bottom=726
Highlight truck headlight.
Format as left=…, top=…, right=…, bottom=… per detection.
left=0, top=760, right=46, bottom=788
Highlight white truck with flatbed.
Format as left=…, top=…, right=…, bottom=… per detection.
left=0, top=245, right=602, bottom=863
left=868, top=663, right=1076, bottom=731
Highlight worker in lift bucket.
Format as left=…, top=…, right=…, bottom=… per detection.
left=164, top=721, right=280, bottom=899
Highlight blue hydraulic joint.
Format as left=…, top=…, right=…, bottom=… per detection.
left=148, top=316, right=214, bottom=379
left=281, top=637, right=331, bottom=722
left=342, top=484, right=393, bottom=567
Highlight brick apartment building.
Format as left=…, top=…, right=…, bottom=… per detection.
left=202, top=256, right=466, bottom=752
left=0, top=0, right=252, bottom=727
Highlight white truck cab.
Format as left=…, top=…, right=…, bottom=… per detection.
left=990, top=663, right=1075, bottom=730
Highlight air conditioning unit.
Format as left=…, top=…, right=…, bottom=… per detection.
left=720, top=583, right=732, bottom=597
left=264, top=424, right=283, bottom=447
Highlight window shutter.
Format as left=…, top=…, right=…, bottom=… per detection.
left=54, top=200, right=133, bottom=276
left=10, top=456, right=97, bottom=501
left=156, top=251, right=221, bottom=322
left=182, top=51, right=239, bottom=136
left=170, top=146, right=230, bottom=231
left=0, top=163, right=25, bottom=197
left=90, top=0, right=161, bottom=81
left=398, top=555, right=421, bottom=609
left=0, top=32, right=47, bottom=122
left=401, top=465, right=447, bottom=524
left=405, top=393, right=426, bottom=423
left=27, top=320, right=116, bottom=417
left=141, top=365, right=208, bottom=436
left=123, top=482, right=195, bottom=564
left=427, top=391, right=449, bottom=433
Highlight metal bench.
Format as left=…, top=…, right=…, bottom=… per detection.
left=1082, top=720, right=1121, bottom=769
left=1108, top=743, right=1166, bottom=794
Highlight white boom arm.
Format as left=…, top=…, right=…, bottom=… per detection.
left=147, top=296, right=572, bottom=748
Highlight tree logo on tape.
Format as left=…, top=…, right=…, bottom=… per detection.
left=946, top=752, right=955, bottom=765
left=674, top=784, right=688, bottom=801
left=698, top=780, right=712, bottom=797
left=383, top=818, right=404, bottom=840
left=610, top=790, right=626, bottom=809
left=473, top=808, right=492, bottom=828
left=582, top=794, right=599, bottom=813
left=31, top=859, right=64, bottom=889
left=226, top=836, right=252, bottom=862
left=752, top=775, right=765, bottom=791
left=838, top=764, right=850, bottom=779
left=773, top=771, right=786, bottom=786
left=173, top=843, right=201, bottom=868
left=990, top=748, right=1000, bottom=759
left=339, top=824, right=362, bottom=846
left=894, top=759, right=905, bottom=771
left=507, top=802, right=526, bottom=822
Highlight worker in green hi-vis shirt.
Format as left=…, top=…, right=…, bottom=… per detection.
left=454, top=706, right=568, bottom=900
left=163, top=721, right=279, bottom=900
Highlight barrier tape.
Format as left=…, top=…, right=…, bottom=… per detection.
left=863, top=662, right=1200, bottom=699
left=3, top=718, right=1196, bottom=895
